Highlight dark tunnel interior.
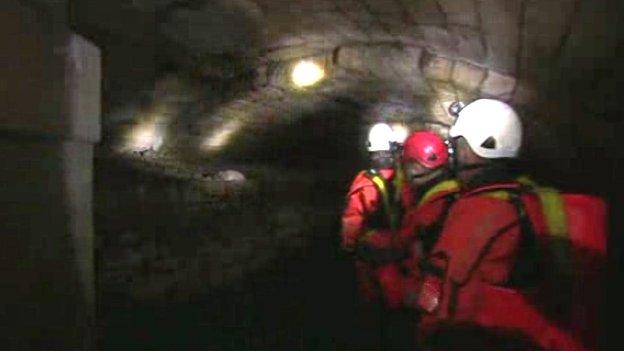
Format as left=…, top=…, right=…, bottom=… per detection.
left=2, top=0, right=624, bottom=350
left=93, top=94, right=620, bottom=351
left=95, top=100, right=379, bottom=351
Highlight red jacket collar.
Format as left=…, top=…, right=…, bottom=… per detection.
left=462, top=181, right=523, bottom=197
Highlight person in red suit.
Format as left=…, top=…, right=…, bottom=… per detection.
left=403, top=99, right=590, bottom=351
left=340, top=122, right=407, bottom=303
left=374, top=130, right=458, bottom=309
left=341, top=125, right=455, bottom=351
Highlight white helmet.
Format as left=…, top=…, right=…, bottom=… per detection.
left=367, top=123, right=394, bottom=152
left=448, top=99, right=522, bottom=159
left=390, top=123, right=410, bottom=145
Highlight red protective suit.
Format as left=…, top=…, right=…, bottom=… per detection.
left=341, top=169, right=413, bottom=248
left=376, top=179, right=460, bottom=310
left=406, top=181, right=591, bottom=351
left=341, top=169, right=395, bottom=250
left=399, top=179, right=460, bottom=248
left=341, top=168, right=410, bottom=305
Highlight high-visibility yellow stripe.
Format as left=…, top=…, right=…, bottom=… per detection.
left=517, top=176, right=568, bottom=238
left=477, top=177, right=567, bottom=238
left=393, top=164, right=405, bottom=204
left=478, top=176, right=572, bottom=279
left=418, top=179, right=460, bottom=207
left=537, top=190, right=568, bottom=238
left=481, top=190, right=511, bottom=201
left=518, top=177, right=572, bottom=278
left=368, top=174, right=400, bottom=231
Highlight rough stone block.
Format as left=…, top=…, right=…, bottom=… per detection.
left=481, top=70, right=517, bottom=97
left=429, top=81, right=457, bottom=99
left=479, top=0, right=522, bottom=73
left=455, top=88, right=480, bottom=106
left=428, top=98, right=456, bottom=126
left=452, top=61, right=487, bottom=91
left=512, top=81, right=537, bottom=106
left=361, top=0, right=402, bottom=15
left=403, top=0, right=446, bottom=26
left=335, top=0, right=382, bottom=34
left=420, top=51, right=453, bottom=81
left=266, top=44, right=321, bottom=62
left=415, top=25, right=486, bottom=64
left=439, top=0, right=479, bottom=27
left=366, top=100, right=419, bottom=124
left=450, top=26, right=489, bottom=63
left=370, top=45, right=405, bottom=78
left=304, top=0, right=339, bottom=12
left=360, top=0, right=409, bottom=35
left=391, top=46, right=427, bottom=89
left=427, top=95, right=457, bottom=126
left=334, top=44, right=361, bottom=69
left=427, top=82, right=459, bottom=126
left=299, top=11, right=368, bottom=42
left=337, top=44, right=422, bottom=84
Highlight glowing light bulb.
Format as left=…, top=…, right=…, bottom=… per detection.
left=130, top=123, right=163, bottom=151
left=291, top=60, right=325, bottom=88
left=202, top=120, right=243, bottom=151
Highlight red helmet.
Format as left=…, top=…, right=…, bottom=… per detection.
left=402, top=131, right=449, bottom=169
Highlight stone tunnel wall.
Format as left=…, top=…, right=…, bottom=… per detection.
left=94, top=154, right=362, bottom=350
left=75, top=0, right=624, bottom=349
left=95, top=158, right=340, bottom=304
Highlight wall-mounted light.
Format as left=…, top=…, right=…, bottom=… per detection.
left=202, top=120, right=243, bottom=151
left=291, top=60, right=325, bottom=88
left=129, top=123, right=163, bottom=152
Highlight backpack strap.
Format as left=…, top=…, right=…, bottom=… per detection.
left=439, top=182, right=533, bottom=286
left=419, top=191, right=459, bottom=255
left=494, top=182, right=572, bottom=288
left=517, top=177, right=568, bottom=238
left=363, top=169, right=400, bottom=230
left=507, top=189, right=542, bottom=287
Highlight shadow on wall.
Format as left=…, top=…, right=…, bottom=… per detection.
left=93, top=99, right=371, bottom=351
left=215, top=96, right=368, bottom=174
left=94, top=158, right=317, bottom=303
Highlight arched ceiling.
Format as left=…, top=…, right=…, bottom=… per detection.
left=54, top=0, right=622, bottom=175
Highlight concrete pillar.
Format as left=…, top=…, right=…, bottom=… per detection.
left=0, top=1, right=100, bottom=350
